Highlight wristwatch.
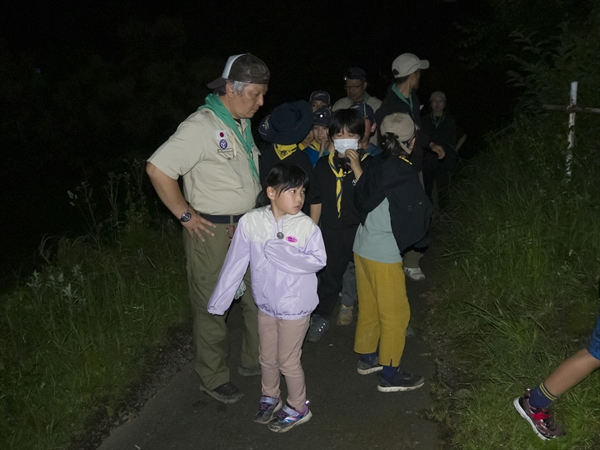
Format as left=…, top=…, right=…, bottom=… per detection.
left=179, top=210, right=192, bottom=222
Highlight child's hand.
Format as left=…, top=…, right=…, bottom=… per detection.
left=345, top=149, right=363, bottom=179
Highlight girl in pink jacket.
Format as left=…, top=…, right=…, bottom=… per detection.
left=208, top=163, right=326, bottom=432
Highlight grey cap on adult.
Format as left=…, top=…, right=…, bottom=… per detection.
left=207, top=53, right=270, bottom=89
left=391, top=53, right=430, bottom=78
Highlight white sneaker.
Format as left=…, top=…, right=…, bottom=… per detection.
left=404, top=267, right=425, bottom=281
left=336, top=305, right=353, bottom=326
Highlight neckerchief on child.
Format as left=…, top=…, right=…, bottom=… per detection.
left=274, top=144, right=298, bottom=160
left=328, top=151, right=368, bottom=218
left=298, top=140, right=321, bottom=151
left=198, top=94, right=259, bottom=183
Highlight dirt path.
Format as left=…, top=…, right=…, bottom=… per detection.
left=99, top=258, right=441, bottom=450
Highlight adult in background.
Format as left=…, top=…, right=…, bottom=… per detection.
left=375, top=53, right=444, bottom=281
left=146, top=53, right=269, bottom=404
left=420, top=91, right=466, bottom=211
left=332, top=67, right=382, bottom=113
left=258, top=100, right=314, bottom=214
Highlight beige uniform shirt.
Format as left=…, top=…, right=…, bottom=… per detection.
left=332, top=95, right=383, bottom=112
left=148, top=108, right=261, bottom=215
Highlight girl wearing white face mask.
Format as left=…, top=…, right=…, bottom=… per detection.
left=305, top=109, right=371, bottom=342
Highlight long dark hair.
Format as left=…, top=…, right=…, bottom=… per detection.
left=256, top=163, right=309, bottom=207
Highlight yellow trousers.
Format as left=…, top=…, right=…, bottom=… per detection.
left=353, top=254, right=410, bottom=367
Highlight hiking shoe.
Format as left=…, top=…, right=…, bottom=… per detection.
left=336, top=305, right=353, bottom=326
left=404, top=267, right=425, bottom=281
left=357, top=356, right=383, bottom=375
left=378, top=369, right=425, bottom=392
left=199, top=382, right=244, bottom=404
left=306, top=315, right=330, bottom=343
left=268, top=404, right=312, bottom=433
left=513, top=389, right=565, bottom=440
left=254, top=396, right=283, bottom=424
left=238, top=365, right=262, bottom=377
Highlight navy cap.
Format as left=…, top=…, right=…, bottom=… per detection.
left=309, top=91, right=331, bottom=107
left=344, top=67, right=367, bottom=81
left=350, top=101, right=376, bottom=125
left=313, top=107, right=331, bottom=127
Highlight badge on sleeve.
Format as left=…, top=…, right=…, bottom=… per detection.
left=216, top=130, right=229, bottom=149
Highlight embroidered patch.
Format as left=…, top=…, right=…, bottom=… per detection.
left=219, top=139, right=228, bottom=149
left=215, top=130, right=228, bottom=141
left=286, top=236, right=298, bottom=243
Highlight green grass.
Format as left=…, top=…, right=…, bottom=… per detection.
left=428, top=112, right=600, bottom=448
left=0, top=166, right=189, bottom=449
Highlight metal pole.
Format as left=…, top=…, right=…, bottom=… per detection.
left=566, top=81, right=578, bottom=179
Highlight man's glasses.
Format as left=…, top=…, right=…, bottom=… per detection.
left=345, top=83, right=364, bottom=91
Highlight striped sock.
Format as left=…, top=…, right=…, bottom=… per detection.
left=529, top=381, right=558, bottom=409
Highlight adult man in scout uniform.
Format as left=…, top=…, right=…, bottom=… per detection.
left=332, top=67, right=382, bottom=112
left=146, top=53, right=269, bottom=404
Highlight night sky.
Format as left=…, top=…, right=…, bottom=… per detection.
left=0, top=0, right=514, bottom=283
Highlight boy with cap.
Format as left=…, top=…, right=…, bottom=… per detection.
left=146, top=53, right=269, bottom=404
left=376, top=53, right=444, bottom=281
left=310, top=90, right=331, bottom=112
left=301, top=107, right=332, bottom=167
left=306, top=108, right=371, bottom=342
left=350, top=101, right=380, bottom=157
left=332, top=67, right=382, bottom=112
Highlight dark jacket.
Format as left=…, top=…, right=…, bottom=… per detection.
left=354, top=154, right=432, bottom=254
left=376, top=85, right=432, bottom=172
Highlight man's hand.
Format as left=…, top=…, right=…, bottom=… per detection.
left=182, top=209, right=216, bottom=242
left=430, top=143, right=445, bottom=159
left=345, top=149, right=363, bottom=179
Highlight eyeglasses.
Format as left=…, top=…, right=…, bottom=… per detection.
left=345, top=83, right=364, bottom=91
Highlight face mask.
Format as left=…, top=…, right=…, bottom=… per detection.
left=333, top=138, right=359, bottom=155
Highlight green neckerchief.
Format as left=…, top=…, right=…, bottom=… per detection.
left=198, top=94, right=259, bottom=183
left=392, top=84, right=413, bottom=110
left=364, top=92, right=371, bottom=103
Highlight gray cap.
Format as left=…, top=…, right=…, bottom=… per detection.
left=207, top=53, right=270, bottom=89
left=391, top=53, right=429, bottom=78
left=380, top=113, right=416, bottom=153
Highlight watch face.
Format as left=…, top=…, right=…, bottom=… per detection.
left=180, top=211, right=192, bottom=222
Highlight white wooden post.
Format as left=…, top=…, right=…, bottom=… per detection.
left=566, top=81, right=578, bottom=179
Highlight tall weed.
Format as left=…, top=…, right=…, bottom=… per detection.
left=0, top=165, right=188, bottom=449
left=431, top=10, right=600, bottom=448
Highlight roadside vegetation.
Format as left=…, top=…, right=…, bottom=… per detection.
left=0, top=163, right=189, bottom=450
left=429, top=10, right=600, bottom=449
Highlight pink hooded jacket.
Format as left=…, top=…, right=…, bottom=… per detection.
left=207, top=206, right=326, bottom=320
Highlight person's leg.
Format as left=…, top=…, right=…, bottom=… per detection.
left=255, top=311, right=284, bottom=424
left=277, top=316, right=311, bottom=411
left=313, top=227, right=355, bottom=320
left=533, top=315, right=600, bottom=404
left=340, top=261, right=357, bottom=308
left=258, top=311, right=281, bottom=400
left=353, top=254, right=380, bottom=356
left=514, top=315, right=600, bottom=440
left=268, top=316, right=312, bottom=433
left=239, top=267, right=260, bottom=372
left=375, top=261, right=410, bottom=368
left=183, top=226, right=232, bottom=390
